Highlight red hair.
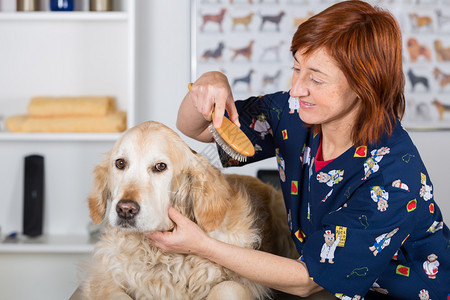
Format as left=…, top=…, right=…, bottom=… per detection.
left=291, top=0, right=405, bottom=146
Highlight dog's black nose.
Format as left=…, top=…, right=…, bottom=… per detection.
left=116, top=200, right=140, bottom=219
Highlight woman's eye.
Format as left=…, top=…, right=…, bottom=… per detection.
left=115, top=158, right=126, bottom=169
left=310, top=75, right=323, bottom=85
left=154, top=162, right=167, bottom=172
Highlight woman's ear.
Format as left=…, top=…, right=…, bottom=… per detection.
left=88, top=154, right=111, bottom=224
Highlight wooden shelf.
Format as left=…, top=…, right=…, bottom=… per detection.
left=0, top=234, right=95, bottom=254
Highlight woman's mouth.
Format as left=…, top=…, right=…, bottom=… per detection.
left=299, top=100, right=315, bottom=109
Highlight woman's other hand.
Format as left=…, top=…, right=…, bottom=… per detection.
left=145, top=206, right=211, bottom=256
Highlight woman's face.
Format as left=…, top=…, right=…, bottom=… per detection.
left=290, top=48, right=360, bottom=131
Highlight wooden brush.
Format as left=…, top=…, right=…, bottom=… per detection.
left=188, top=83, right=255, bottom=162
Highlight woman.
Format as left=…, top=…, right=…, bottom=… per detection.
left=147, top=1, right=449, bottom=299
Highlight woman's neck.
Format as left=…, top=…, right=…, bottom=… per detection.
left=320, top=124, right=354, bottom=161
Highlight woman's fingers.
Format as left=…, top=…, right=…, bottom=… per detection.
left=190, top=72, right=237, bottom=128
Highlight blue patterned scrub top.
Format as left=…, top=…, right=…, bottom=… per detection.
left=218, top=91, right=450, bottom=299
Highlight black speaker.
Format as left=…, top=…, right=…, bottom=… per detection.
left=23, top=154, right=45, bottom=237
left=257, top=169, right=281, bottom=190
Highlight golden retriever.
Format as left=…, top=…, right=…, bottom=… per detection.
left=80, top=121, right=297, bottom=299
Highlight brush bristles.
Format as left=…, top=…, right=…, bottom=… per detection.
left=208, top=124, right=248, bottom=162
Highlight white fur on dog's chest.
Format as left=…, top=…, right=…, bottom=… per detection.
left=93, top=231, right=230, bottom=299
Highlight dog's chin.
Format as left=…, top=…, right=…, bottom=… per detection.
left=142, top=220, right=175, bottom=234
left=111, top=217, right=174, bottom=233
left=112, top=219, right=140, bottom=232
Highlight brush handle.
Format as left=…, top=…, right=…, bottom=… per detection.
left=187, top=83, right=255, bottom=157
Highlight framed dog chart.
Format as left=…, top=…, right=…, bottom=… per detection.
left=191, top=0, right=450, bottom=130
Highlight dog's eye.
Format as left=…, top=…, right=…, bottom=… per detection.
left=154, top=162, right=167, bottom=172
left=115, top=159, right=126, bottom=169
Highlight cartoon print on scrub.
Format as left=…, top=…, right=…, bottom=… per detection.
left=392, top=179, right=409, bottom=191
left=249, top=113, right=272, bottom=139
left=308, top=157, right=315, bottom=191
left=358, top=215, right=369, bottom=229
left=321, top=189, right=333, bottom=202
left=275, top=148, right=286, bottom=182
left=362, top=147, right=390, bottom=180
left=427, top=221, right=444, bottom=234
left=402, top=153, right=415, bottom=163
left=370, top=280, right=389, bottom=295
left=370, top=186, right=389, bottom=212
left=423, top=253, right=439, bottom=279
left=287, top=209, right=292, bottom=231
left=419, top=173, right=433, bottom=201
left=418, top=289, right=430, bottom=300
left=272, top=107, right=282, bottom=120
left=369, top=227, right=399, bottom=256
left=320, top=230, right=341, bottom=264
left=317, top=169, right=344, bottom=187
left=346, top=266, right=369, bottom=278
left=288, top=96, right=300, bottom=115
left=301, top=145, right=311, bottom=166
left=392, top=249, right=399, bottom=260
left=335, top=294, right=362, bottom=300
left=225, top=157, right=240, bottom=167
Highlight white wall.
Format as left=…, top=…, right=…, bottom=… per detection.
left=2, top=2, right=448, bottom=300
left=134, top=1, right=450, bottom=222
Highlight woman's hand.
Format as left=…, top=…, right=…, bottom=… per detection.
left=145, top=206, right=211, bottom=256
left=189, top=71, right=240, bottom=129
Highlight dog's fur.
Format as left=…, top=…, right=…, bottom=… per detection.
left=81, top=121, right=297, bottom=299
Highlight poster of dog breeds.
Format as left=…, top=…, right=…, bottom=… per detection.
left=192, top=0, right=450, bottom=129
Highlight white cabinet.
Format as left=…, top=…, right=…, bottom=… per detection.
left=0, top=0, right=135, bottom=254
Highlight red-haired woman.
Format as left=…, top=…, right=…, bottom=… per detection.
left=148, top=1, right=449, bottom=299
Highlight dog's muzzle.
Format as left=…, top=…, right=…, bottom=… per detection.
left=116, top=199, right=140, bottom=228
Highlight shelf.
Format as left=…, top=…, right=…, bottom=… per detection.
left=0, top=234, right=95, bottom=254
left=0, top=132, right=121, bottom=142
left=0, top=11, right=128, bottom=21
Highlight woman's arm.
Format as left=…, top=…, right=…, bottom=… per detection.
left=176, top=71, right=240, bottom=142
left=146, top=207, right=323, bottom=297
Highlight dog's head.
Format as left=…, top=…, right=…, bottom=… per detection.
left=88, top=121, right=230, bottom=233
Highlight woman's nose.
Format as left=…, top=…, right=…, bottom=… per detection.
left=290, top=76, right=309, bottom=98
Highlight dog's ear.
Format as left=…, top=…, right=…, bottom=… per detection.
left=170, top=157, right=230, bottom=232
left=170, top=171, right=195, bottom=222
left=188, top=157, right=230, bottom=232
left=88, top=155, right=111, bottom=224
